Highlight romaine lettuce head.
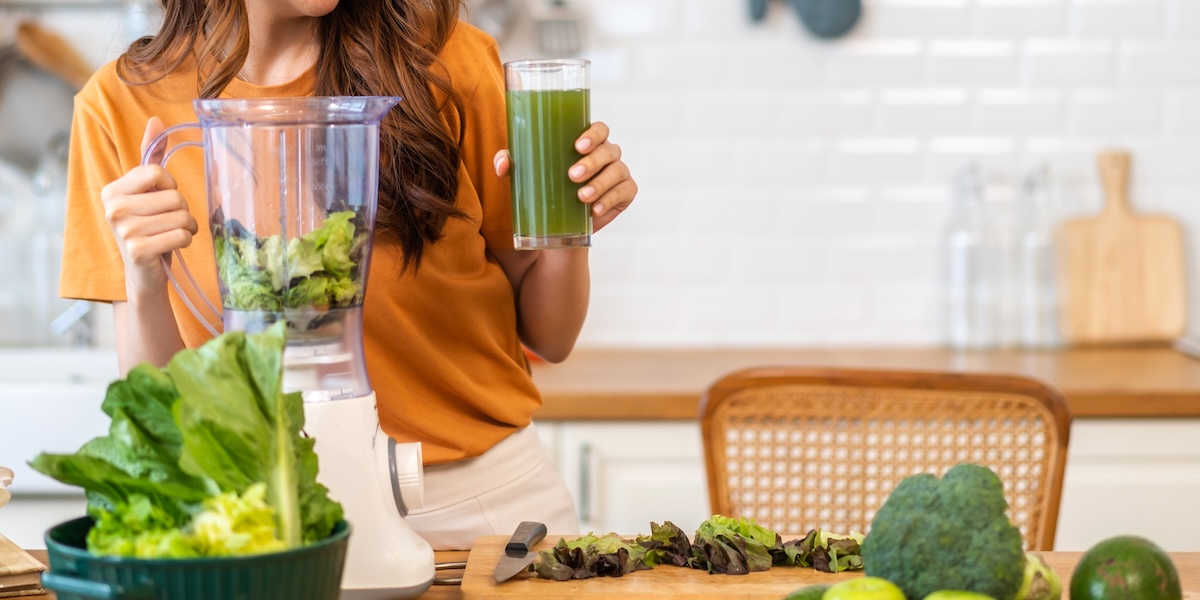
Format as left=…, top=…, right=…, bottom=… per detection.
left=30, top=323, right=344, bottom=557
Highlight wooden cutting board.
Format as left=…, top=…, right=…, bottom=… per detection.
left=1057, top=150, right=1187, bottom=344
left=460, top=535, right=858, bottom=599
left=15, top=21, right=94, bottom=90
left=461, top=537, right=1200, bottom=599
left=0, top=532, right=45, bottom=597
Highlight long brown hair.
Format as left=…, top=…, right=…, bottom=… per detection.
left=117, top=0, right=466, bottom=271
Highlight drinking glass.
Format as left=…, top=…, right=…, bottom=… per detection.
left=504, top=58, right=592, bottom=249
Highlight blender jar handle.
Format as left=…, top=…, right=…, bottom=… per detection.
left=140, top=123, right=223, bottom=338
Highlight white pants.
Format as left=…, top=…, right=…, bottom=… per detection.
left=405, top=423, right=580, bottom=550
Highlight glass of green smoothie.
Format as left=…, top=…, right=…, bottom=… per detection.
left=504, top=58, right=592, bottom=249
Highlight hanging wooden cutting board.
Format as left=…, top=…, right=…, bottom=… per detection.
left=1057, top=150, right=1187, bottom=344
left=14, top=21, right=94, bottom=90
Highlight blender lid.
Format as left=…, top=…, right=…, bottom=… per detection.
left=194, top=96, right=403, bottom=126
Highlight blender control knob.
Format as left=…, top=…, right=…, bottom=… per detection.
left=389, top=440, right=425, bottom=511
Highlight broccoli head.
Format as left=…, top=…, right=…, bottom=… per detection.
left=860, top=463, right=1025, bottom=600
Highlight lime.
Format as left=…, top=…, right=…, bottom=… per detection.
left=1070, top=535, right=1181, bottom=600
left=785, top=584, right=832, bottom=600
left=825, top=577, right=906, bottom=600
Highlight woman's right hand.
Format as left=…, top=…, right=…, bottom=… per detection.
left=100, top=117, right=198, bottom=296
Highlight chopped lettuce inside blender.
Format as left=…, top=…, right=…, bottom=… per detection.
left=30, top=324, right=344, bottom=558
left=214, top=210, right=368, bottom=312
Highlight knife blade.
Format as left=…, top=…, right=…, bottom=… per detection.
left=492, top=521, right=548, bottom=583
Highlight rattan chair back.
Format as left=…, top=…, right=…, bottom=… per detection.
left=700, top=368, right=1072, bottom=551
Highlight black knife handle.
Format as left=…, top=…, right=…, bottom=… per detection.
left=505, top=521, right=547, bottom=556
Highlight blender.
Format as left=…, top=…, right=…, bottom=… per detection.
left=144, top=97, right=435, bottom=599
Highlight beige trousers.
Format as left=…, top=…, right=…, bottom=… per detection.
left=405, top=423, right=580, bottom=550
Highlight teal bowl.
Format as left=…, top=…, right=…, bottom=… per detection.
left=43, top=516, right=350, bottom=600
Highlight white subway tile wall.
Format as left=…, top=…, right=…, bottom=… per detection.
left=20, top=0, right=1200, bottom=348
left=509, top=0, right=1200, bottom=347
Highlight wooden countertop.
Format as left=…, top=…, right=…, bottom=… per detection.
left=25, top=550, right=1200, bottom=599
left=530, top=346, right=1200, bottom=420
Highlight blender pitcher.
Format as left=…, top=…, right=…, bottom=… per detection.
left=143, top=96, right=400, bottom=400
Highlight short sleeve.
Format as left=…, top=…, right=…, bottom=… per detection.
left=458, top=41, right=513, bottom=249
left=59, top=99, right=128, bottom=302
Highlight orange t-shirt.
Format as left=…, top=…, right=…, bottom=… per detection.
left=59, top=23, right=540, bottom=465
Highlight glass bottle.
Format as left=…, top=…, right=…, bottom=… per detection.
left=941, top=163, right=999, bottom=349
left=1012, top=163, right=1059, bottom=348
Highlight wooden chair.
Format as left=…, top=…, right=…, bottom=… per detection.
left=700, top=368, right=1072, bottom=551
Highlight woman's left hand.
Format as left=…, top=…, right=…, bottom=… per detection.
left=494, top=121, right=637, bottom=233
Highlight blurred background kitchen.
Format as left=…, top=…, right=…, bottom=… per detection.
left=2, top=0, right=1199, bottom=551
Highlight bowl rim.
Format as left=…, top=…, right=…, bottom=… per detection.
left=44, top=516, right=351, bottom=566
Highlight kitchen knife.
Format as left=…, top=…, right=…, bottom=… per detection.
left=492, top=521, right=548, bottom=583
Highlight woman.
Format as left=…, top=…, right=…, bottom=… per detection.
left=59, top=0, right=637, bottom=549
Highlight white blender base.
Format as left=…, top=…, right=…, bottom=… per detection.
left=303, top=393, right=435, bottom=600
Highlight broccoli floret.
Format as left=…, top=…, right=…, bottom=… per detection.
left=860, top=463, right=1025, bottom=600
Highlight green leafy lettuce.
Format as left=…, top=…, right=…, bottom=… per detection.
left=635, top=521, right=693, bottom=567
left=532, top=533, right=653, bottom=581
left=86, top=484, right=287, bottom=558
left=30, top=324, right=343, bottom=558
left=531, top=517, right=865, bottom=581
left=689, top=515, right=780, bottom=575
left=772, top=529, right=865, bottom=573
left=214, top=210, right=366, bottom=312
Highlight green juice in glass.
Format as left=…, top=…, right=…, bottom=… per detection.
left=506, top=88, right=592, bottom=248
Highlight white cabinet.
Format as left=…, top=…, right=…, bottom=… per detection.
left=545, top=422, right=710, bottom=536
left=538, top=419, right=1200, bottom=551
left=1055, top=419, right=1200, bottom=552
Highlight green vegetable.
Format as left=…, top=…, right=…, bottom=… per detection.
left=186, top=483, right=289, bottom=556
left=860, top=463, right=1025, bottom=600
left=215, top=210, right=367, bottom=312
left=534, top=517, right=865, bottom=582
left=86, top=494, right=195, bottom=558
left=531, top=533, right=652, bottom=580
left=774, top=528, right=865, bottom=573
left=30, top=364, right=211, bottom=525
left=1014, top=552, right=1060, bottom=600
left=30, top=324, right=343, bottom=558
left=86, top=484, right=287, bottom=558
left=689, top=515, right=780, bottom=575
left=635, top=521, right=693, bottom=567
